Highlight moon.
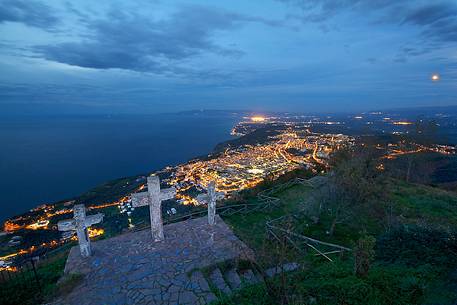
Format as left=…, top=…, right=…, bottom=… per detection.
left=431, top=73, right=440, bottom=81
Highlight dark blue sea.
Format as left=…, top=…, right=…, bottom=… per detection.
left=0, top=112, right=239, bottom=222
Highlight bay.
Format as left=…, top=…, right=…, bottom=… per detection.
left=0, top=112, right=239, bottom=222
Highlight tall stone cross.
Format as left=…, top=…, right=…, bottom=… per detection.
left=132, top=176, right=176, bottom=242
left=58, top=204, right=104, bottom=258
left=196, top=181, right=224, bottom=225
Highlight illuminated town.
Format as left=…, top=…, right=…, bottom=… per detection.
left=1, top=114, right=455, bottom=270
left=169, top=126, right=353, bottom=200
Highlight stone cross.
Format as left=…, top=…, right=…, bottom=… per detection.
left=132, top=176, right=176, bottom=242
left=196, top=181, right=224, bottom=225
left=58, top=204, right=104, bottom=258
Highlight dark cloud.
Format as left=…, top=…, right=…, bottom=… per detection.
left=393, top=56, right=407, bottom=63
left=35, top=5, right=281, bottom=73
left=281, top=0, right=399, bottom=22
left=401, top=2, right=457, bottom=44
left=0, top=0, right=58, bottom=28
left=402, top=2, right=457, bottom=26
left=425, top=18, right=457, bottom=42
left=0, top=82, right=97, bottom=100
left=281, top=0, right=457, bottom=44
left=401, top=47, right=432, bottom=57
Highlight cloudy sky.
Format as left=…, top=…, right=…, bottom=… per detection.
left=0, top=0, right=456, bottom=114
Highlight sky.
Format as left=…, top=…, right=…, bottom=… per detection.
left=0, top=0, right=456, bottom=114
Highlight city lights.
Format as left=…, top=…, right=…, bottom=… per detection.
left=250, top=116, right=266, bottom=122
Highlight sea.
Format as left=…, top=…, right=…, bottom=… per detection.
left=0, top=112, right=240, bottom=222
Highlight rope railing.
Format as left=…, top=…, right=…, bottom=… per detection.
left=264, top=178, right=352, bottom=261
left=131, top=178, right=311, bottom=232
left=131, top=176, right=350, bottom=260
left=132, top=195, right=284, bottom=232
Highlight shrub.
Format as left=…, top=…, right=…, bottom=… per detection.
left=376, top=226, right=457, bottom=270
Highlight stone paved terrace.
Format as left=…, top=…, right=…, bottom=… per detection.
left=52, top=216, right=254, bottom=305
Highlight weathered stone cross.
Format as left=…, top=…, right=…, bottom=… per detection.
left=132, top=176, right=176, bottom=242
left=58, top=204, right=104, bottom=258
left=196, top=181, right=225, bottom=225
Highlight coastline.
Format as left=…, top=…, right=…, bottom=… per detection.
left=0, top=113, right=239, bottom=222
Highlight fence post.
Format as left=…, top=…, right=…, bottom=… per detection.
left=30, top=257, right=42, bottom=295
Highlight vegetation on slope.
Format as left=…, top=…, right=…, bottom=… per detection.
left=0, top=248, right=72, bottom=305
left=220, top=149, right=457, bottom=305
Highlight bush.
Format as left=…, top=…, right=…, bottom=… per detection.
left=376, top=226, right=457, bottom=269
left=0, top=253, right=68, bottom=305
left=214, top=259, right=426, bottom=305
left=292, top=260, right=424, bottom=305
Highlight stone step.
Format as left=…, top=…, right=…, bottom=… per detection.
left=265, top=262, right=299, bottom=278
left=239, top=269, right=259, bottom=285
left=209, top=268, right=231, bottom=295
left=255, top=271, right=265, bottom=284
left=188, top=271, right=217, bottom=305
left=224, top=268, right=242, bottom=290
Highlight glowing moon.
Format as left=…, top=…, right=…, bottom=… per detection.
left=431, top=73, right=440, bottom=81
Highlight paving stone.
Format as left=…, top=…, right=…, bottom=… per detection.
left=265, top=262, right=299, bottom=278
left=240, top=269, right=259, bottom=285
left=209, top=268, right=231, bottom=295
left=225, top=268, right=242, bottom=290
left=127, top=268, right=153, bottom=282
left=200, top=291, right=218, bottom=305
left=189, top=271, right=217, bottom=304
left=179, top=290, right=199, bottom=305
left=52, top=216, right=252, bottom=305
left=189, top=271, right=212, bottom=294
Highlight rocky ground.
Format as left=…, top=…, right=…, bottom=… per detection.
left=52, top=216, right=254, bottom=305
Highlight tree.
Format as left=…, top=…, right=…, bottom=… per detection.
left=312, top=146, right=389, bottom=236
left=353, top=233, right=376, bottom=278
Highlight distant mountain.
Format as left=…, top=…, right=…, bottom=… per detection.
left=377, top=105, right=457, bottom=116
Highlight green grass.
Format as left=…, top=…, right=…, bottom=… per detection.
left=213, top=258, right=429, bottom=305
left=287, top=259, right=428, bottom=305
left=221, top=177, right=457, bottom=305
left=211, top=283, right=272, bottom=305
left=223, top=183, right=313, bottom=251
left=224, top=177, right=457, bottom=250
left=0, top=249, right=73, bottom=305
left=297, top=213, right=362, bottom=245
left=376, top=226, right=457, bottom=304
left=392, top=180, right=457, bottom=228
left=51, top=273, right=84, bottom=297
